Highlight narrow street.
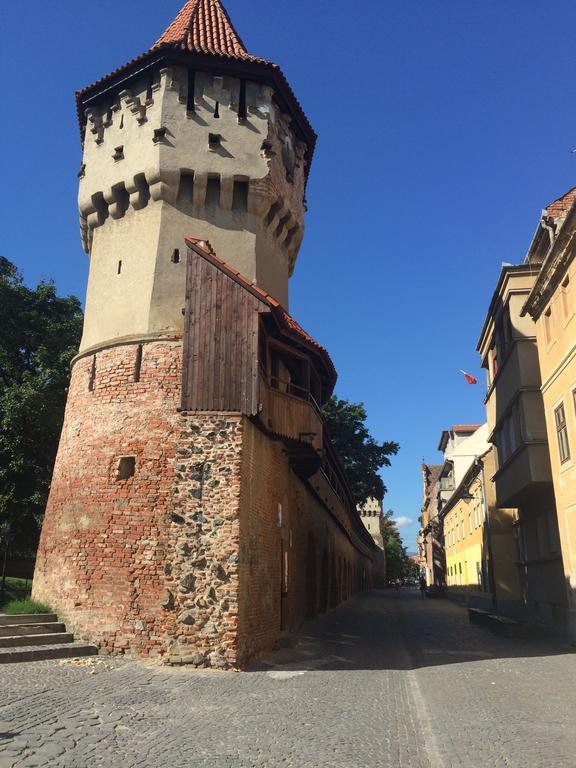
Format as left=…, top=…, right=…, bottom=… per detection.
left=1, top=590, right=575, bottom=768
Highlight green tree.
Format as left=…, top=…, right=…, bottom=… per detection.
left=322, top=396, right=399, bottom=505
left=0, top=257, right=83, bottom=554
left=382, top=510, right=414, bottom=581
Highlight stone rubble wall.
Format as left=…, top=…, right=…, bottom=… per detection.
left=33, top=341, right=245, bottom=666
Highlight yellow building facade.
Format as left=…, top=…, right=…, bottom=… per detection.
left=524, top=188, right=576, bottom=636
left=477, top=263, right=566, bottom=624
left=442, top=448, right=523, bottom=615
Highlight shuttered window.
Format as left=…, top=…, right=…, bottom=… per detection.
left=555, top=403, right=570, bottom=464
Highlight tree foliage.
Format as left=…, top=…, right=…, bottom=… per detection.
left=322, top=396, right=399, bottom=505
left=0, top=257, right=83, bottom=554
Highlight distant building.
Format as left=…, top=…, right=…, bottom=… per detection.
left=478, top=264, right=566, bottom=626
left=523, top=188, right=576, bottom=637
left=419, top=462, right=443, bottom=587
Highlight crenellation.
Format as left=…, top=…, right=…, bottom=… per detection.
left=76, top=39, right=310, bottom=348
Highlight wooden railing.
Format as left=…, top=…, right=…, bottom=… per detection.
left=258, top=371, right=323, bottom=452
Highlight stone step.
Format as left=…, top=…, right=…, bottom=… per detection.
left=0, top=632, right=74, bottom=648
left=0, top=642, right=98, bottom=664
left=0, top=613, right=58, bottom=626
left=0, top=622, right=65, bottom=638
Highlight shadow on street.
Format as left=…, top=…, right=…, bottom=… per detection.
left=249, top=588, right=575, bottom=672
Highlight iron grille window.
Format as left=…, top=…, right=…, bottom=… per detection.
left=555, top=403, right=570, bottom=464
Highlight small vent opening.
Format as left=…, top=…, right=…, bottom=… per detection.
left=134, top=344, right=143, bottom=382
left=88, top=355, right=96, bottom=391
left=116, top=456, right=136, bottom=480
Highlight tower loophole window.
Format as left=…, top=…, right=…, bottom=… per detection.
left=134, top=344, right=143, bottom=382
left=178, top=172, right=194, bottom=203
left=116, top=456, right=136, bottom=480
left=171, top=249, right=180, bottom=264
left=206, top=176, right=221, bottom=207
left=232, top=180, right=249, bottom=212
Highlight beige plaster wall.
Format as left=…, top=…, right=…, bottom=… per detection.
left=534, top=257, right=576, bottom=634
left=78, top=64, right=308, bottom=352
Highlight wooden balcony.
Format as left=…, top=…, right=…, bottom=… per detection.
left=258, top=372, right=323, bottom=477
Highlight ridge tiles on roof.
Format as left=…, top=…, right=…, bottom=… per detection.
left=153, top=0, right=262, bottom=63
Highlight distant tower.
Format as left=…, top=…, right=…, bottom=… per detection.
left=77, top=0, right=315, bottom=354
left=33, top=0, right=318, bottom=663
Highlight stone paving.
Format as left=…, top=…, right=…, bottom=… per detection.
left=1, top=590, right=575, bottom=767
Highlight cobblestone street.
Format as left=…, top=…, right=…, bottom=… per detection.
left=1, top=590, right=575, bottom=768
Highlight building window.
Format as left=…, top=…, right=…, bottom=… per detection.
left=476, top=561, right=482, bottom=587
left=544, top=307, right=553, bottom=346
left=555, top=403, right=570, bottom=463
left=561, top=274, right=573, bottom=320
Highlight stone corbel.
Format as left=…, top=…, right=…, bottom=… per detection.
left=119, top=89, right=147, bottom=125
left=192, top=173, right=208, bottom=208
left=266, top=200, right=286, bottom=232
left=79, top=213, right=89, bottom=254
left=103, top=189, right=122, bottom=220
left=294, top=141, right=307, bottom=170
left=274, top=210, right=294, bottom=242
left=126, top=176, right=149, bottom=211
left=252, top=85, right=274, bottom=117
left=85, top=108, right=104, bottom=144
left=247, top=180, right=271, bottom=216
left=219, top=176, right=234, bottom=211
left=206, top=76, right=231, bottom=110
left=159, top=67, right=185, bottom=105
left=148, top=170, right=178, bottom=205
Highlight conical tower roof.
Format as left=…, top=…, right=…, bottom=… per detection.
left=153, top=0, right=254, bottom=60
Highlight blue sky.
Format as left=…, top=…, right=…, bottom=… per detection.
left=3, top=1, right=576, bottom=551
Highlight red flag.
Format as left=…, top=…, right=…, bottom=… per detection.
left=460, top=369, right=477, bottom=385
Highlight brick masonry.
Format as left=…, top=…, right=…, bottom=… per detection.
left=33, top=340, right=374, bottom=667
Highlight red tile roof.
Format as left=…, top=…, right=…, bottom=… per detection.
left=452, top=424, right=481, bottom=433
left=185, top=237, right=337, bottom=383
left=153, top=0, right=257, bottom=61
left=545, top=187, right=576, bottom=222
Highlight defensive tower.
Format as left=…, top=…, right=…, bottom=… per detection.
left=33, top=1, right=375, bottom=667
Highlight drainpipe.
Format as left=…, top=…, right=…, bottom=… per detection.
left=478, top=459, right=498, bottom=614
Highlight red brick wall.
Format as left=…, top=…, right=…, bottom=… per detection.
left=34, top=342, right=373, bottom=668
left=34, top=342, right=182, bottom=657
left=33, top=341, right=245, bottom=666
left=236, top=419, right=373, bottom=665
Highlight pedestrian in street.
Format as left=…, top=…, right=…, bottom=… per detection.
left=419, top=574, right=427, bottom=598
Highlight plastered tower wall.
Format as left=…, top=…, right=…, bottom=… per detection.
left=79, top=65, right=307, bottom=352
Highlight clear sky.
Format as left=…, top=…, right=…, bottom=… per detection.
left=3, top=1, right=576, bottom=552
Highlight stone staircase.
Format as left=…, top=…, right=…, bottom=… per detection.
left=0, top=613, right=98, bottom=663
